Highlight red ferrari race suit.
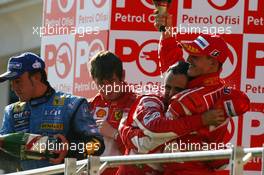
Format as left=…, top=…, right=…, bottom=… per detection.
left=162, top=76, right=249, bottom=175
left=89, top=91, right=138, bottom=175
left=117, top=36, right=249, bottom=174
left=119, top=81, right=249, bottom=175
left=117, top=37, right=220, bottom=175
left=159, top=36, right=236, bottom=175
left=118, top=93, right=212, bottom=175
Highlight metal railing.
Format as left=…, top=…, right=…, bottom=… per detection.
left=6, top=146, right=264, bottom=175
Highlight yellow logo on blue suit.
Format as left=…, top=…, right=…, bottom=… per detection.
left=41, top=123, right=64, bottom=130
left=53, top=96, right=65, bottom=106
left=13, top=102, right=26, bottom=113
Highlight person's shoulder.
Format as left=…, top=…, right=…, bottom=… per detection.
left=123, top=92, right=139, bottom=102
left=88, top=93, right=102, bottom=109
left=4, top=101, right=27, bottom=113
left=54, top=91, right=85, bottom=100
left=170, top=87, right=205, bottom=103
left=184, top=84, right=225, bottom=98
left=88, top=93, right=101, bottom=103
left=53, top=91, right=88, bottom=107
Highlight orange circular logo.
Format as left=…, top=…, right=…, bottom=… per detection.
left=96, top=109, right=106, bottom=118
left=85, top=139, right=101, bottom=155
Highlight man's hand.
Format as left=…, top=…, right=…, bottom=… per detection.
left=96, top=120, right=118, bottom=139
left=154, top=13, right=173, bottom=38
left=49, top=134, right=69, bottom=164
left=202, top=109, right=226, bottom=126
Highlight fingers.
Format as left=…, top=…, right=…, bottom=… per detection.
left=202, top=108, right=227, bottom=126
left=97, top=120, right=117, bottom=139
left=49, top=149, right=67, bottom=164
left=206, top=109, right=225, bottom=118
left=155, top=14, right=167, bottom=24
left=214, top=109, right=225, bottom=115
left=96, top=119, right=104, bottom=124
left=49, top=134, right=69, bottom=164
left=53, top=134, right=68, bottom=144
left=210, top=108, right=224, bottom=114
left=214, top=116, right=226, bottom=125
left=153, top=9, right=159, bottom=15
left=154, top=14, right=172, bottom=25
left=96, top=119, right=104, bottom=128
left=154, top=13, right=168, bottom=31
left=97, top=120, right=106, bottom=135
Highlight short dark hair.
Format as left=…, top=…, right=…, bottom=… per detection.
left=90, top=51, right=123, bottom=84
left=167, top=61, right=189, bottom=76
left=28, top=69, right=49, bottom=86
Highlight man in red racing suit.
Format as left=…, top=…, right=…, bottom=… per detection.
left=118, top=34, right=250, bottom=175
left=89, top=51, right=138, bottom=175
left=90, top=91, right=137, bottom=156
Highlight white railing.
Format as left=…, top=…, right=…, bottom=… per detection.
left=6, top=146, right=264, bottom=175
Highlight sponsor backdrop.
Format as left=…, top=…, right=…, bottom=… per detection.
left=41, top=0, right=264, bottom=173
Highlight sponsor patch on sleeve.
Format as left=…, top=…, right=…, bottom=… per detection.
left=143, top=112, right=161, bottom=126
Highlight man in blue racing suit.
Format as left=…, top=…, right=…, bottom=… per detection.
left=0, top=52, right=104, bottom=172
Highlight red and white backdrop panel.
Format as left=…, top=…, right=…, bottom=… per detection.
left=41, top=0, right=264, bottom=173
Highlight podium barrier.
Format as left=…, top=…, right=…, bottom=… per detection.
left=6, top=146, right=264, bottom=175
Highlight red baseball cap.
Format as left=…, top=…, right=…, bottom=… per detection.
left=180, top=34, right=229, bottom=64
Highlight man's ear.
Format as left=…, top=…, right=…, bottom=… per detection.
left=210, top=58, right=220, bottom=71
left=122, top=69, right=125, bottom=81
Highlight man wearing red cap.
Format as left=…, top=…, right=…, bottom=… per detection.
left=117, top=60, right=235, bottom=175
left=118, top=32, right=250, bottom=174
left=120, top=21, right=249, bottom=175
left=156, top=19, right=240, bottom=173
left=117, top=12, right=250, bottom=175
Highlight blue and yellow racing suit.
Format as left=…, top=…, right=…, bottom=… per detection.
left=0, top=86, right=104, bottom=170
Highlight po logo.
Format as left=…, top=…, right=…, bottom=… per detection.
left=75, top=39, right=105, bottom=78
left=183, top=0, right=239, bottom=10
left=86, top=39, right=105, bottom=76
left=45, top=0, right=75, bottom=13
left=92, top=0, right=107, bottom=8
left=45, top=43, right=72, bottom=79
left=116, top=0, right=155, bottom=9
left=115, top=39, right=161, bottom=77
left=141, top=0, right=155, bottom=9
left=56, top=43, right=72, bottom=79
left=137, top=40, right=160, bottom=76
left=87, top=39, right=105, bottom=58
